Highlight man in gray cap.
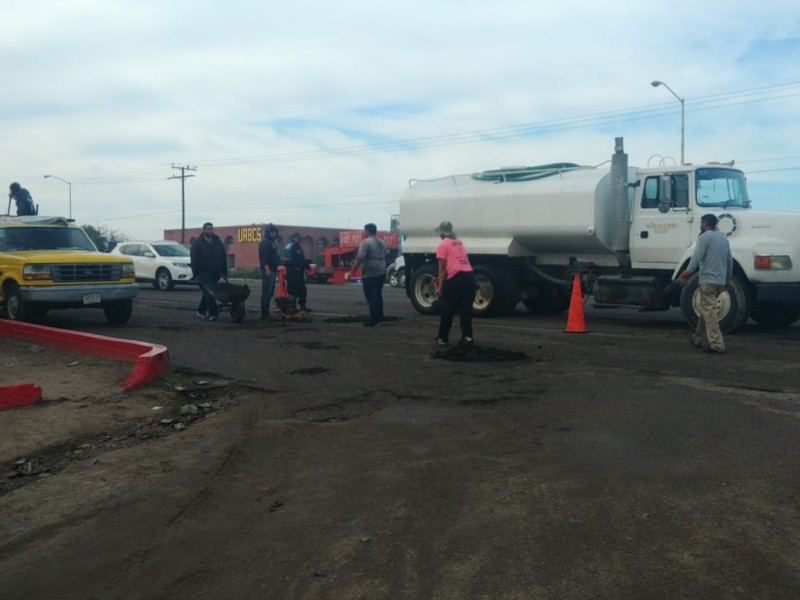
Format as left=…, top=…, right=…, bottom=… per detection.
left=433, top=220, right=475, bottom=346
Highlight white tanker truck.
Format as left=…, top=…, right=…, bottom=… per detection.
left=399, top=137, right=800, bottom=332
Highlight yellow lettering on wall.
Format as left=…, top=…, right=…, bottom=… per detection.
left=237, top=227, right=263, bottom=243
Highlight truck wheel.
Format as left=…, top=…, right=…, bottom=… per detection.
left=473, top=266, right=520, bottom=317
left=410, top=264, right=439, bottom=314
left=680, top=271, right=752, bottom=334
left=388, top=270, right=399, bottom=287
left=103, top=299, right=133, bottom=325
left=397, top=268, right=406, bottom=288
left=154, top=268, right=175, bottom=291
left=523, top=284, right=570, bottom=314
left=750, top=303, right=800, bottom=327
left=4, top=283, right=29, bottom=321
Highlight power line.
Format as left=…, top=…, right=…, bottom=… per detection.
left=64, top=80, right=800, bottom=185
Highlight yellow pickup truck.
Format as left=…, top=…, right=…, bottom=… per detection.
left=0, top=216, right=138, bottom=324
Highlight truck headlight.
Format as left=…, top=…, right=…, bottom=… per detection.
left=754, top=255, right=793, bottom=270
left=23, top=264, right=53, bottom=281
left=122, top=263, right=136, bottom=279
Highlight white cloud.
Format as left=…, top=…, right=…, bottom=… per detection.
left=1, top=0, right=799, bottom=238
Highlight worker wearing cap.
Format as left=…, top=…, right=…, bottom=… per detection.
left=675, top=213, right=733, bottom=353
left=433, top=220, right=475, bottom=346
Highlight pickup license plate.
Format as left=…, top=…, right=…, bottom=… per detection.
left=83, top=293, right=102, bottom=305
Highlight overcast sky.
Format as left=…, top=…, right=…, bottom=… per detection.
left=2, top=0, right=799, bottom=240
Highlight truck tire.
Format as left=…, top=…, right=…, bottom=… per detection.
left=389, top=268, right=406, bottom=288
left=750, top=302, right=800, bottom=327
left=523, top=284, right=570, bottom=314
left=4, top=283, right=29, bottom=321
left=103, top=299, right=134, bottom=325
left=680, top=271, right=752, bottom=334
left=410, top=263, right=439, bottom=315
left=473, top=266, right=520, bottom=317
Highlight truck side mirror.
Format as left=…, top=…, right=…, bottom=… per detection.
left=658, top=175, right=672, bottom=213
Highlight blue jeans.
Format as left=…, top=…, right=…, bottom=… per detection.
left=362, top=275, right=385, bottom=325
left=261, top=274, right=276, bottom=317
left=196, top=272, right=221, bottom=318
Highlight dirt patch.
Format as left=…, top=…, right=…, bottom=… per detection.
left=0, top=337, right=248, bottom=495
left=1, top=378, right=245, bottom=496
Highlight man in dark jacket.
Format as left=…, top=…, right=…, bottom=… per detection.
left=190, top=222, right=227, bottom=320
left=9, top=182, right=35, bottom=216
left=284, top=232, right=310, bottom=311
left=258, top=223, right=280, bottom=320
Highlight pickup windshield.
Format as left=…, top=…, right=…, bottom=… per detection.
left=696, top=168, right=750, bottom=208
left=0, top=226, right=96, bottom=252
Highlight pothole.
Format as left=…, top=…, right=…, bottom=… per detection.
left=432, top=345, right=530, bottom=363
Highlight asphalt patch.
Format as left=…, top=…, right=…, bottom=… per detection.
left=289, top=366, right=332, bottom=375
left=431, top=344, right=530, bottom=363
left=294, top=341, right=341, bottom=350
left=324, top=315, right=401, bottom=323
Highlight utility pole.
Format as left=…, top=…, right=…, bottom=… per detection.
left=168, top=165, right=196, bottom=243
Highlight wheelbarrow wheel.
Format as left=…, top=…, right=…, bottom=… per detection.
left=231, top=300, right=246, bottom=323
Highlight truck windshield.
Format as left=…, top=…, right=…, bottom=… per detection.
left=696, top=168, right=750, bottom=208
left=0, top=226, right=96, bottom=252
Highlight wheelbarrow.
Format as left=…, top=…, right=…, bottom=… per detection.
left=201, top=280, right=251, bottom=323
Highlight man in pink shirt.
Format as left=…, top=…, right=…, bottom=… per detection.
left=434, top=220, right=476, bottom=346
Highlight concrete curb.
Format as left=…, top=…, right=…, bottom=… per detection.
left=0, top=321, right=171, bottom=390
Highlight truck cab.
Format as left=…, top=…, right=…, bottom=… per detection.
left=0, top=216, right=138, bottom=324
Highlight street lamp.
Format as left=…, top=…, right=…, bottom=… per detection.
left=43, top=174, right=72, bottom=218
left=651, top=80, right=685, bottom=164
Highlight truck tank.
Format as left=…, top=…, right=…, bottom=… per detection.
left=399, top=162, right=637, bottom=266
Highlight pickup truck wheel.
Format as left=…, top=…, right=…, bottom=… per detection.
left=4, top=284, right=29, bottom=321
left=103, top=299, right=133, bottom=325
left=388, top=270, right=399, bottom=287
left=154, top=268, right=175, bottom=291
left=473, top=266, right=520, bottom=317
left=409, top=264, right=439, bottom=315
left=396, top=268, right=406, bottom=288
left=751, top=302, right=800, bottom=327
left=680, top=271, right=752, bottom=334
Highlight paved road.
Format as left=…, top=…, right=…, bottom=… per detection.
left=2, top=282, right=799, bottom=599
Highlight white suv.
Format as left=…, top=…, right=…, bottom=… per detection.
left=112, top=240, right=195, bottom=291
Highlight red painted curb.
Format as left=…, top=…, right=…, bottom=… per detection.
left=0, top=321, right=170, bottom=391
left=0, top=384, right=43, bottom=410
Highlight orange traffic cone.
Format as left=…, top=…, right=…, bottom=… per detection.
left=277, top=266, right=288, bottom=298
left=565, top=273, right=587, bottom=333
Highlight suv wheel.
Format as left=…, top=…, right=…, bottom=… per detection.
left=154, top=268, right=175, bottom=291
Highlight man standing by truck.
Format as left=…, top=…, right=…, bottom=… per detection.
left=676, top=214, right=733, bottom=354
left=346, top=223, right=387, bottom=327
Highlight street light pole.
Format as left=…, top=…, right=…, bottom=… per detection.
left=651, top=80, right=685, bottom=164
left=43, top=174, right=72, bottom=218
